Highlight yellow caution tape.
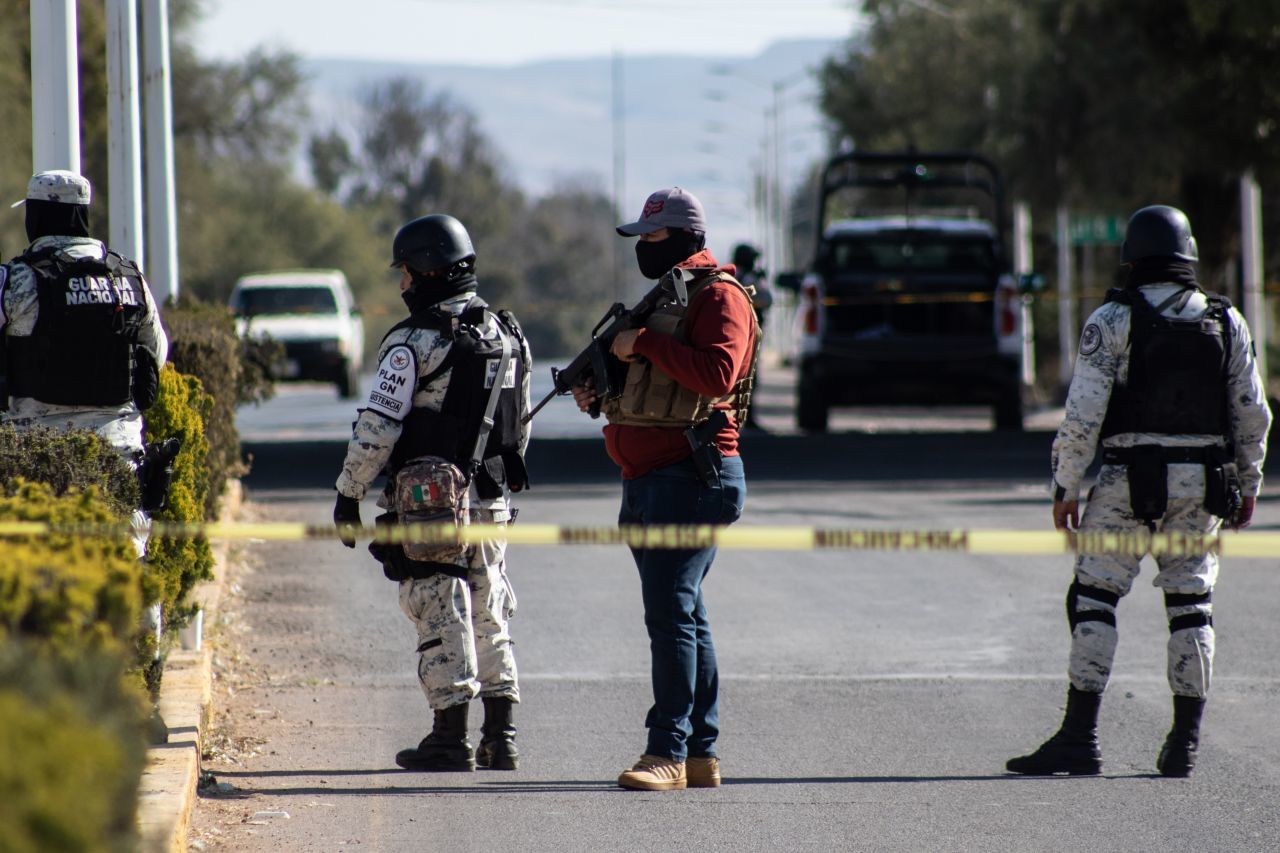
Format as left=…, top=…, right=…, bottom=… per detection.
left=0, top=520, right=1277, bottom=557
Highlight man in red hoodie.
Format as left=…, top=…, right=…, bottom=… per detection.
left=572, top=187, right=759, bottom=791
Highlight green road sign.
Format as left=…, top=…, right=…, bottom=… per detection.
left=1069, top=215, right=1125, bottom=245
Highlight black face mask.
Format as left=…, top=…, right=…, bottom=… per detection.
left=401, top=266, right=478, bottom=314
left=25, top=199, right=91, bottom=243
left=635, top=230, right=705, bottom=280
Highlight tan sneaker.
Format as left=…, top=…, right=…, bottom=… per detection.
left=686, top=756, right=721, bottom=788
left=617, top=754, right=687, bottom=791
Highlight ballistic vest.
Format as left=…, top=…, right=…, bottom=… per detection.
left=602, top=271, right=761, bottom=428
left=385, top=298, right=529, bottom=499
left=5, top=247, right=149, bottom=407
left=1100, top=286, right=1231, bottom=439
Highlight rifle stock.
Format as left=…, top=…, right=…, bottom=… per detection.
left=523, top=268, right=689, bottom=424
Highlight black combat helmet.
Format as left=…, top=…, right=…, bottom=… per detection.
left=389, top=214, right=476, bottom=273
left=1121, top=205, right=1198, bottom=263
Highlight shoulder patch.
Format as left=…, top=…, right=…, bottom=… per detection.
left=366, top=345, right=416, bottom=421
left=1079, top=323, right=1102, bottom=357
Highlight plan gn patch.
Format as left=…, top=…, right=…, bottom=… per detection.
left=367, top=345, right=416, bottom=420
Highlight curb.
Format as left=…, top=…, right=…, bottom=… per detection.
left=135, top=480, right=241, bottom=853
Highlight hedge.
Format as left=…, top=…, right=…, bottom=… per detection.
left=0, top=645, right=147, bottom=853
left=0, top=424, right=139, bottom=517
left=161, top=296, right=278, bottom=519
left=0, top=481, right=141, bottom=655
left=143, top=364, right=215, bottom=628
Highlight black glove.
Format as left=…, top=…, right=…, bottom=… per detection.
left=333, top=493, right=362, bottom=548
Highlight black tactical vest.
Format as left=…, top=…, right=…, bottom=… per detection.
left=1100, top=287, right=1231, bottom=438
left=5, top=247, right=150, bottom=407
left=386, top=298, right=529, bottom=499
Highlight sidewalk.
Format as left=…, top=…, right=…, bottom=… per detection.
left=135, top=482, right=241, bottom=853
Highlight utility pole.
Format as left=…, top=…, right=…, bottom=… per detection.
left=612, top=49, right=626, bottom=301
left=143, top=0, right=179, bottom=303
left=1056, top=205, right=1075, bottom=393
left=1241, top=171, right=1268, bottom=383
left=772, top=80, right=787, bottom=274
left=29, top=0, right=81, bottom=172
left=1013, top=201, right=1035, bottom=387
left=106, top=0, right=144, bottom=263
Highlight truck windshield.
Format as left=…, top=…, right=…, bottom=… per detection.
left=830, top=235, right=995, bottom=274
left=234, top=286, right=337, bottom=316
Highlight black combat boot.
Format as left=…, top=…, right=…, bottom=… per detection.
left=475, top=696, right=519, bottom=770
left=1006, top=687, right=1103, bottom=776
left=395, top=703, right=475, bottom=771
left=1157, top=694, right=1206, bottom=778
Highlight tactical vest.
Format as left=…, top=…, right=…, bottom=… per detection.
left=1100, top=286, right=1231, bottom=439
left=602, top=271, right=761, bottom=428
left=385, top=298, right=529, bottom=499
left=5, top=247, right=149, bottom=407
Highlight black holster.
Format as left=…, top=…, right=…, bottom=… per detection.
left=1203, top=446, right=1242, bottom=520
left=1126, top=445, right=1169, bottom=524
left=684, top=410, right=729, bottom=488
left=369, top=512, right=468, bottom=582
left=138, top=437, right=182, bottom=512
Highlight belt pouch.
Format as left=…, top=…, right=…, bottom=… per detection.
left=1203, top=448, right=1242, bottom=519
left=1127, top=445, right=1168, bottom=523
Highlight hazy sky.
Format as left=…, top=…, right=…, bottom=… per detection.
left=196, top=0, right=860, bottom=65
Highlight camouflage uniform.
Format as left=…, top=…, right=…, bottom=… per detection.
left=336, top=294, right=530, bottom=709
left=1, top=235, right=168, bottom=557
left=1052, top=283, right=1271, bottom=697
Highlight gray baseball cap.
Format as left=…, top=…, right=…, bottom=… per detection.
left=616, top=187, right=706, bottom=236
left=11, top=170, right=92, bottom=208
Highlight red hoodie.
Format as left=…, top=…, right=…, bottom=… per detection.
left=603, top=249, right=757, bottom=479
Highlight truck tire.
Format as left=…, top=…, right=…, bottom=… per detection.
left=336, top=362, right=359, bottom=400
left=796, top=364, right=829, bottom=433
left=993, top=384, right=1024, bottom=432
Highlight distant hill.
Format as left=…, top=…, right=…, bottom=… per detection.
left=301, top=38, right=844, bottom=256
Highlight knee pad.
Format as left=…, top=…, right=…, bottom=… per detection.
left=1066, top=579, right=1121, bottom=630
left=1165, top=590, right=1213, bottom=633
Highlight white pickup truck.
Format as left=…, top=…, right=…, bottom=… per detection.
left=230, top=269, right=365, bottom=399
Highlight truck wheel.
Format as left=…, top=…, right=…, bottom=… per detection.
left=796, top=365, right=829, bottom=433
left=336, top=362, right=359, bottom=400
left=993, top=385, right=1024, bottom=432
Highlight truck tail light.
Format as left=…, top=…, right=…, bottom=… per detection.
left=997, top=285, right=1017, bottom=337
left=801, top=283, right=821, bottom=335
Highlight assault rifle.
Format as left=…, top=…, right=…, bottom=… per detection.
left=524, top=267, right=690, bottom=423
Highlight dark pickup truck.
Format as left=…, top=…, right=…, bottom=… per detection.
left=786, top=151, right=1031, bottom=431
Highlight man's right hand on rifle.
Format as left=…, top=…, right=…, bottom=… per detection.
left=571, top=376, right=597, bottom=413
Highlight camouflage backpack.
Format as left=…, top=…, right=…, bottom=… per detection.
left=394, top=456, right=471, bottom=562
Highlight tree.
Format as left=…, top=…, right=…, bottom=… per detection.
left=820, top=0, right=1280, bottom=280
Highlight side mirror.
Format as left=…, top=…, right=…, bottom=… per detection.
left=775, top=272, right=804, bottom=293
left=1018, top=272, right=1046, bottom=294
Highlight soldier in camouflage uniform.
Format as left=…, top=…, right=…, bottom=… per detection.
left=1008, top=205, right=1270, bottom=778
left=333, top=214, right=531, bottom=772
left=1, top=170, right=168, bottom=560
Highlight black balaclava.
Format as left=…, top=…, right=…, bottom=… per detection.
left=635, top=229, right=706, bottom=280
left=1126, top=256, right=1199, bottom=290
left=402, top=261, right=479, bottom=314
left=25, top=198, right=91, bottom=244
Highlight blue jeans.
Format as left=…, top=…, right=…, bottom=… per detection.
left=619, top=454, right=746, bottom=760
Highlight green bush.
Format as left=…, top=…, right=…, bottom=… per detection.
left=161, top=296, right=278, bottom=519
left=0, top=645, right=147, bottom=853
left=143, top=365, right=214, bottom=627
left=0, top=425, right=139, bottom=517
left=0, top=481, right=141, bottom=654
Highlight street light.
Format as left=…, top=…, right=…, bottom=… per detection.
left=708, top=65, right=815, bottom=279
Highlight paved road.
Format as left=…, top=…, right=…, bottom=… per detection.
left=189, top=379, right=1280, bottom=852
